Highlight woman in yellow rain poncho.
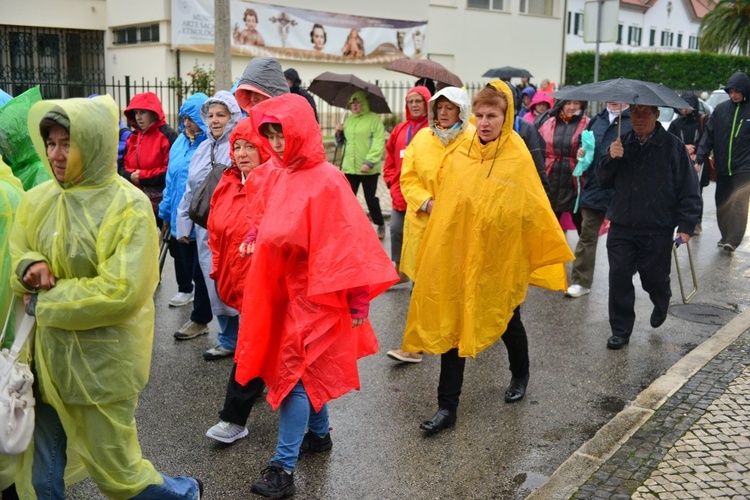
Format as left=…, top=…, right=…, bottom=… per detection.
left=0, top=159, right=24, bottom=499
left=403, top=81, right=574, bottom=434
left=386, top=87, right=476, bottom=365
left=9, top=96, right=202, bottom=499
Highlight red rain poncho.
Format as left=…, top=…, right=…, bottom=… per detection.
left=234, top=94, right=398, bottom=411
left=207, top=117, right=272, bottom=310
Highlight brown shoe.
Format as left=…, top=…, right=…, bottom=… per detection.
left=386, top=349, right=423, bottom=363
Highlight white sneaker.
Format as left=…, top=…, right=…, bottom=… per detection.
left=206, top=420, right=249, bottom=444
left=565, top=284, right=591, bottom=298
left=203, top=345, right=235, bottom=361
left=169, top=291, right=195, bottom=307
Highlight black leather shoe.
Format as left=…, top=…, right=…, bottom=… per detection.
left=420, top=408, right=456, bottom=433
left=650, top=305, right=669, bottom=328
left=504, top=373, right=529, bottom=403
left=607, top=335, right=630, bottom=350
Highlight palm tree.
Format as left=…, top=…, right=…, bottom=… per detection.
left=699, top=0, right=750, bottom=55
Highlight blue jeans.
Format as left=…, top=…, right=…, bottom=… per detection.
left=32, top=395, right=200, bottom=499
left=272, top=381, right=329, bottom=471
left=216, top=314, right=238, bottom=350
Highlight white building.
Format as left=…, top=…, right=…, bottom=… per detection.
left=1, top=0, right=568, bottom=104
left=565, top=0, right=712, bottom=55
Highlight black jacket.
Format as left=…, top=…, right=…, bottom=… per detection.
left=580, top=107, right=631, bottom=211
left=668, top=92, right=709, bottom=186
left=516, top=117, right=551, bottom=196
left=696, top=72, right=750, bottom=176
left=597, top=124, right=701, bottom=235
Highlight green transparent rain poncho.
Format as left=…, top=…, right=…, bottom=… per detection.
left=0, top=87, right=51, bottom=190
left=9, top=95, right=162, bottom=498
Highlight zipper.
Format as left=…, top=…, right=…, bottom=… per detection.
left=728, top=105, right=741, bottom=176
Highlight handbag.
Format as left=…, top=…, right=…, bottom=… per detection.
left=188, top=145, right=230, bottom=228
left=0, top=298, right=36, bottom=455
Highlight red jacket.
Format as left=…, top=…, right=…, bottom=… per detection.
left=383, top=86, right=432, bottom=211
left=207, top=117, right=272, bottom=310
left=235, top=94, right=398, bottom=411
left=123, top=92, right=177, bottom=183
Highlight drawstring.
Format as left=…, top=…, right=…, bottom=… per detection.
left=468, top=131, right=501, bottom=178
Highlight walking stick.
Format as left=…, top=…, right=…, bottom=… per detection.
left=673, top=236, right=698, bottom=304
left=158, top=225, right=170, bottom=283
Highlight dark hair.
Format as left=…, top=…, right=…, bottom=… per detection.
left=310, top=24, right=327, bottom=44
left=260, top=122, right=283, bottom=137
left=243, top=8, right=258, bottom=22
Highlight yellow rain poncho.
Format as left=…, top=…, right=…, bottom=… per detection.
left=402, top=80, right=574, bottom=358
left=400, top=88, right=476, bottom=280
left=0, top=159, right=23, bottom=494
left=9, top=96, right=162, bottom=498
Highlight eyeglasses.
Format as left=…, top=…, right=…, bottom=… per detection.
left=406, top=99, right=424, bottom=105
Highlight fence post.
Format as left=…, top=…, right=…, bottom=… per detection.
left=125, top=75, right=131, bottom=105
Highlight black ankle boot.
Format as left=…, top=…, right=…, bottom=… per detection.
left=419, top=408, right=457, bottom=433
left=504, top=373, right=529, bottom=403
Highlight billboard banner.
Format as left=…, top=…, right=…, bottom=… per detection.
left=172, top=0, right=428, bottom=64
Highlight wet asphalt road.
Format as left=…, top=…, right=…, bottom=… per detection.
left=67, top=183, right=750, bottom=499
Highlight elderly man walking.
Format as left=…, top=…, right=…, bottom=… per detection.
left=696, top=72, right=750, bottom=252
left=598, top=104, right=701, bottom=350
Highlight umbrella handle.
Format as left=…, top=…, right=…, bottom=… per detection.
left=340, top=110, right=349, bottom=125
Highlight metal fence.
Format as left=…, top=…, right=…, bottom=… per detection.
left=0, top=76, right=490, bottom=136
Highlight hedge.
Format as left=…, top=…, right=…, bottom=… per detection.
left=565, top=51, right=750, bottom=90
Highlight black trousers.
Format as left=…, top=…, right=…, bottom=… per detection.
left=168, top=237, right=195, bottom=294
left=606, top=225, right=673, bottom=338
left=437, top=306, right=529, bottom=412
left=219, top=362, right=266, bottom=426
left=345, top=173, right=385, bottom=226
left=190, top=244, right=213, bottom=325
left=715, top=172, right=750, bottom=247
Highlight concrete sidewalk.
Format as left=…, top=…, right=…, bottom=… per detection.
left=529, top=306, right=750, bottom=499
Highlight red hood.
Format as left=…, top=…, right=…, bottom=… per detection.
left=405, top=85, right=432, bottom=123
left=528, top=91, right=554, bottom=111
left=124, top=92, right=167, bottom=127
left=230, top=116, right=273, bottom=166
left=250, top=93, right=327, bottom=171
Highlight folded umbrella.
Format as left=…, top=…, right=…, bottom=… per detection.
left=384, top=59, right=463, bottom=88
left=482, top=66, right=533, bottom=79
left=308, top=72, right=391, bottom=114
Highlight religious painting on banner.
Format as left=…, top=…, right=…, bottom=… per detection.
left=172, top=0, right=429, bottom=64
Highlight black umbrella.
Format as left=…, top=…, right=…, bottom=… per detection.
left=482, top=66, right=533, bottom=79
left=307, top=72, right=391, bottom=114
left=552, top=78, right=691, bottom=134
left=384, top=59, right=463, bottom=88
left=551, top=78, right=690, bottom=109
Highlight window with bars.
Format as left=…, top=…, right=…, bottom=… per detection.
left=0, top=26, right=105, bottom=98
left=688, top=35, right=699, bottom=50
left=113, top=24, right=160, bottom=45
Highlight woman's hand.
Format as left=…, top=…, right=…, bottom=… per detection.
left=23, top=261, right=55, bottom=290
left=352, top=317, right=366, bottom=328
left=335, top=124, right=343, bottom=133
left=239, top=241, right=255, bottom=258
left=131, top=169, right=141, bottom=186
left=425, top=199, right=435, bottom=214
left=360, top=163, right=372, bottom=173
left=178, top=236, right=190, bottom=245
left=577, top=148, right=585, bottom=159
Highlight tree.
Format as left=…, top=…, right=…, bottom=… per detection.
left=699, top=0, right=750, bottom=56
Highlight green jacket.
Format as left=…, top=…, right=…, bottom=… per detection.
left=336, top=90, right=385, bottom=175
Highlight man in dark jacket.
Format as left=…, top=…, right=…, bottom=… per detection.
left=566, top=102, right=631, bottom=298
left=668, top=92, right=708, bottom=234
left=598, top=104, right=701, bottom=350
left=695, top=72, right=750, bottom=252
left=284, top=68, right=318, bottom=123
